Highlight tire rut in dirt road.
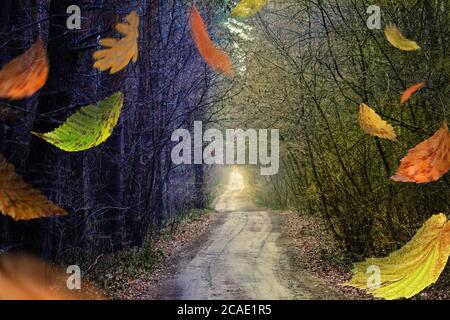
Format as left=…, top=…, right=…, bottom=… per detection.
left=138, top=183, right=344, bottom=300
left=132, top=209, right=345, bottom=300
left=175, top=210, right=312, bottom=300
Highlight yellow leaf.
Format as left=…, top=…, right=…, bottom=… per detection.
left=359, top=103, right=396, bottom=140
left=93, top=11, right=139, bottom=74
left=385, top=24, right=420, bottom=51
left=344, top=214, right=450, bottom=300
left=0, top=154, right=67, bottom=221
left=230, top=0, right=268, bottom=18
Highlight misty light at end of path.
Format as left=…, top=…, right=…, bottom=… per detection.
left=227, top=168, right=246, bottom=193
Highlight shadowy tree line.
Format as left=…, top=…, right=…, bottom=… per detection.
left=0, top=0, right=232, bottom=259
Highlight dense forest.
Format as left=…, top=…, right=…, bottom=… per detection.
left=0, top=0, right=449, bottom=300
left=0, top=0, right=235, bottom=258
left=225, top=0, right=450, bottom=256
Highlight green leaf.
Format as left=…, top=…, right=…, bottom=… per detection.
left=32, top=92, right=124, bottom=152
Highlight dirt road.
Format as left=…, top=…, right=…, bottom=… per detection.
left=177, top=210, right=300, bottom=299
left=143, top=186, right=343, bottom=300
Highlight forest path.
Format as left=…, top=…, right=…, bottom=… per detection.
left=144, top=187, right=343, bottom=300
left=175, top=209, right=304, bottom=299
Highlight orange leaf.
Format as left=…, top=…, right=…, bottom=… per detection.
left=0, top=38, right=49, bottom=100
left=189, top=6, right=234, bottom=78
left=391, top=122, right=450, bottom=183
left=0, top=254, right=104, bottom=300
left=0, top=154, right=67, bottom=221
left=401, top=82, right=426, bottom=104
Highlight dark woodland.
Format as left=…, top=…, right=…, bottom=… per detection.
left=0, top=0, right=228, bottom=258
left=0, top=0, right=449, bottom=300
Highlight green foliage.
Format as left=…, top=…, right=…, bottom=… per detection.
left=222, top=0, right=450, bottom=259
left=57, top=243, right=162, bottom=298
left=114, top=245, right=162, bottom=278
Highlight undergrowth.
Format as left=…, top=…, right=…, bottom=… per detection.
left=58, top=208, right=210, bottom=298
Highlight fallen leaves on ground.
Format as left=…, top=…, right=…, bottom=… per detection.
left=96, top=211, right=212, bottom=299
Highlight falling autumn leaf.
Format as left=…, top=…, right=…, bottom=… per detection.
left=385, top=24, right=421, bottom=51
left=391, top=121, right=450, bottom=183
left=359, top=103, right=397, bottom=140
left=0, top=254, right=104, bottom=300
left=190, top=6, right=234, bottom=78
left=0, top=38, right=49, bottom=100
left=0, top=154, right=66, bottom=221
left=230, top=0, right=268, bottom=18
left=344, top=214, right=450, bottom=300
left=32, top=92, right=124, bottom=152
left=401, top=82, right=426, bottom=104
left=93, top=11, right=139, bottom=74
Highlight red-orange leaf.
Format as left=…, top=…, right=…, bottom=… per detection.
left=391, top=122, right=450, bottom=183
left=0, top=38, right=49, bottom=100
left=0, top=254, right=104, bottom=300
left=401, top=82, right=426, bottom=104
left=189, top=6, right=234, bottom=78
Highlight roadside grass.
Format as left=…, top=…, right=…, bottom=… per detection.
left=84, top=244, right=164, bottom=297
left=59, top=208, right=211, bottom=299
left=161, top=208, right=211, bottom=238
